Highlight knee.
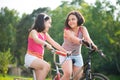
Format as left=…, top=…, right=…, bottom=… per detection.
left=44, top=63, right=50, bottom=72
left=64, top=71, right=72, bottom=77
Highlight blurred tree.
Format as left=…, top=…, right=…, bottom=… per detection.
left=0, top=7, right=20, bottom=53
left=83, top=0, right=120, bottom=74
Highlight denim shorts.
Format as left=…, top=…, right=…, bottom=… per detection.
left=59, top=54, right=84, bottom=67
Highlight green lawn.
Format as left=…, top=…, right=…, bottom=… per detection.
left=0, top=74, right=120, bottom=80
left=0, top=75, right=32, bottom=80
left=108, top=75, right=120, bottom=80
left=0, top=75, right=51, bottom=80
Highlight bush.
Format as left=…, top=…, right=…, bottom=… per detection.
left=0, top=48, right=13, bottom=77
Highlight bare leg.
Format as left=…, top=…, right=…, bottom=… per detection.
left=30, top=58, right=50, bottom=80
left=61, top=60, right=72, bottom=80
left=73, top=66, right=83, bottom=80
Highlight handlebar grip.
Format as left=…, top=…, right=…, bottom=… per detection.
left=51, top=48, right=71, bottom=57
left=51, top=49, right=75, bottom=57
left=55, top=50, right=67, bottom=56
left=82, top=40, right=90, bottom=47
left=82, top=40, right=97, bottom=51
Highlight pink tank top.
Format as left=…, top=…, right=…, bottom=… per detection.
left=27, top=33, right=46, bottom=59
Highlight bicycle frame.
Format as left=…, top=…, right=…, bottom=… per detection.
left=71, top=48, right=107, bottom=80
left=53, top=52, right=61, bottom=80
left=84, top=50, right=94, bottom=80
left=70, top=50, right=95, bottom=80
left=52, top=49, right=68, bottom=80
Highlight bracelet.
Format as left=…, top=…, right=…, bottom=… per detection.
left=80, top=39, right=83, bottom=44
left=44, top=44, right=47, bottom=48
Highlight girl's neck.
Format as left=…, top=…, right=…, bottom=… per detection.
left=71, top=27, right=79, bottom=36
left=72, top=27, right=79, bottom=32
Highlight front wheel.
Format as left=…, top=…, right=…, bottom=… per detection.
left=80, top=73, right=109, bottom=80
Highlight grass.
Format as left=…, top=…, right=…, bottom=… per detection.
left=108, top=74, right=120, bottom=80
left=0, top=74, right=120, bottom=80
left=0, top=74, right=32, bottom=80
left=0, top=74, right=52, bottom=80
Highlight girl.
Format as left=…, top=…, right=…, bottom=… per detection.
left=24, top=13, right=67, bottom=80
left=59, top=11, right=98, bottom=80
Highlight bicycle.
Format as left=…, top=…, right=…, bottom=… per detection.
left=29, top=41, right=109, bottom=80
left=51, top=41, right=109, bottom=80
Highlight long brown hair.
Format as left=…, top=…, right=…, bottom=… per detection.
left=29, top=13, right=50, bottom=32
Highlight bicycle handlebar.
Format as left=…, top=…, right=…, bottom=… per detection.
left=50, top=40, right=107, bottom=63
left=50, top=48, right=72, bottom=57
left=50, top=48, right=76, bottom=65
left=51, top=49, right=67, bottom=56
left=82, top=40, right=95, bottom=50
left=82, top=40, right=107, bottom=59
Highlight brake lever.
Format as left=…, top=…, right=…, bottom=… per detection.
left=67, top=49, right=76, bottom=57
left=97, top=50, right=108, bottom=61
left=97, top=50, right=105, bottom=57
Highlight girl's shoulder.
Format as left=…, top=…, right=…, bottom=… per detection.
left=30, top=29, right=37, bottom=33
left=79, top=26, right=88, bottom=35
left=79, top=26, right=87, bottom=31
left=29, top=29, right=38, bottom=37
left=64, top=27, right=70, bottom=30
left=64, top=27, right=72, bottom=33
left=79, top=25, right=86, bottom=29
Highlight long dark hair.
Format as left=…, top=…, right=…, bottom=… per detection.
left=65, top=11, right=85, bottom=28
left=29, top=13, right=50, bottom=32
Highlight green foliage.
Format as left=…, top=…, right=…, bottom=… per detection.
left=0, top=7, right=20, bottom=54
left=0, top=49, right=13, bottom=77
left=0, top=74, right=32, bottom=80
left=87, top=0, right=120, bottom=74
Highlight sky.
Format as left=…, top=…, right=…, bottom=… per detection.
left=0, top=0, right=95, bottom=15
left=0, top=0, right=117, bottom=16
left=0, top=0, right=72, bottom=16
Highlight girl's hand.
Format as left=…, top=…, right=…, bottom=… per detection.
left=81, top=40, right=90, bottom=47
left=44, top=43, right=53, bottom=50
left=81, top=40, right=98, bottom=50
left=66, top=51, right=72, bottom=57
left=92, top=44, right=98, bottom=50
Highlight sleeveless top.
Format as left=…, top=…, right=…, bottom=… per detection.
left=27, top=33, right=46, bottom=59
left=62, top=27, right=83, bottom=55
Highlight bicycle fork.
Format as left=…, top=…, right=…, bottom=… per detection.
left=53, top=64, right=61, bottom=80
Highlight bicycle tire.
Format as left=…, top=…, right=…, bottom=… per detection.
left=80, top=73, right=109, bottom=80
